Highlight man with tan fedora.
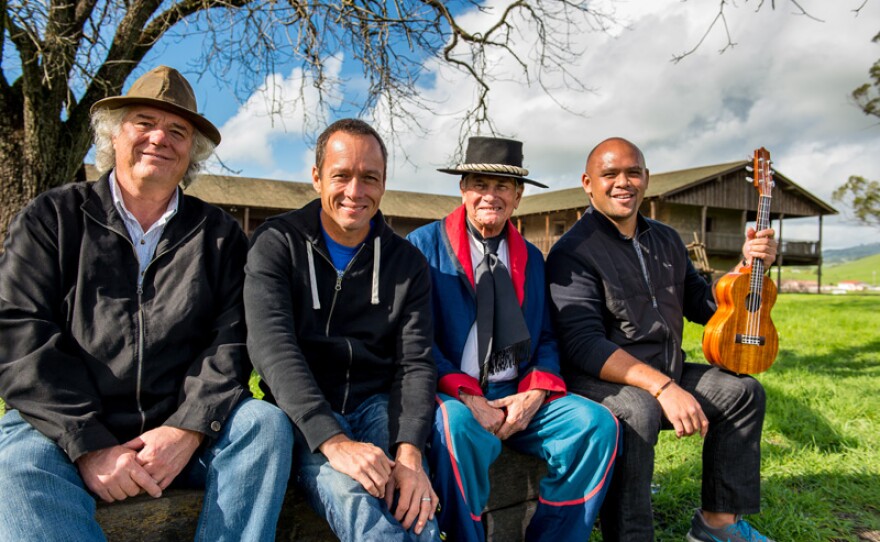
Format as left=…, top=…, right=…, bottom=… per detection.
left=407, top=136, right=619, bottom=541
left=0, top=66, right=292, bottom=541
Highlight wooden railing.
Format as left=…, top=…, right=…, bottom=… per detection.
left=705, top=232, right=819, bottom=258
left=529, top=231, right=821, bottom=259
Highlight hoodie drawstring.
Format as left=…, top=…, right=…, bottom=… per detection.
left=371, top=236, right=381, bottom=305
left=306, top=242, right=321, bottom=310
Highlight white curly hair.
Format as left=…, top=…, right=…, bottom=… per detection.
left=91, top=106, right=216, bottom=187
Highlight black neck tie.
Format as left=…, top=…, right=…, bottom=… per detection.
left=468, top=222, right=531, bottom=389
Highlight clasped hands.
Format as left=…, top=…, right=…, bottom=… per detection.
left=75, top=425, right=203, bottom=503
left=320, top=435, right=437, bottom=535
left=459, top=388, right=546, bottom=440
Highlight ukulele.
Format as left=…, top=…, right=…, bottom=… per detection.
left=701, top=147, right=779, bottom=374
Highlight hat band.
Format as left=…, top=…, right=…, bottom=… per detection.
left=455, top=163, right=529, bottom=177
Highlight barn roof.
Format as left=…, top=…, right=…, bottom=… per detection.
left=514, top=160, right=836, bottom=217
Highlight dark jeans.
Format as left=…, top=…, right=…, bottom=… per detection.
left=566, top=362, right=766, bottom=542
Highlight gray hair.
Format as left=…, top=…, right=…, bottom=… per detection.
left=91, top=106, right=216, bottom=187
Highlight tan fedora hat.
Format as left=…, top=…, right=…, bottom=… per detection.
left=91, top=66, right=221, bottom=145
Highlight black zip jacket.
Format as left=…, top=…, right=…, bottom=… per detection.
left=547, top=207, right=716, bottom=381
left=0, top=174, right=251, bottom=461
left=244, top=200, right=437, bottom=452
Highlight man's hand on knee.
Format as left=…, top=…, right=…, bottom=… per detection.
left=123, top=425, right=203, bottom=490
left=319, top=434, right=394, bottom=498
left=656, top=384, right=709, bottom=438
left=489, top=389, right=545, bottom=440
left=76, top=445, right=163, bottom=502
left=384, top=443, right=437, bottom=535
left=460, top=392, right=505, bottom=435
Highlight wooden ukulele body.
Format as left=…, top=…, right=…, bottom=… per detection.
left=702, top=265, right=779, bottom=374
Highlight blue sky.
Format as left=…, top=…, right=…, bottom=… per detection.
left=133, top=0, right=879, bottom=249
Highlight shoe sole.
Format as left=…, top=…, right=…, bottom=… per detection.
left=686, top=532, right=725, bottom=542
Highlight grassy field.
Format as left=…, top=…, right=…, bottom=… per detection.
left=2, top=294, right=878, bottom=541
left=780, top=253, right=880, bottom=286
left=644, top=294, right=880, bottom=542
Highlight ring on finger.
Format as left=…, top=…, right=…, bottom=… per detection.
left=421, top=497, right=432, bottom=502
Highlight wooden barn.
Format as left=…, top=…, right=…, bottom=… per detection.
left=85, top=160, right=837, bottom=284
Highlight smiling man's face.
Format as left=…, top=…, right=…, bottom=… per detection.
left=460, top=174, right=523, bottom=239
left=113, top=105, right=193, bottom=191
left=312, top=130, right=386, bottom=247
left=582, top=138, right=649, bottom=237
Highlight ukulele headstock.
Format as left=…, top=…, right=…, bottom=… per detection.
left=753, top=147, right=774, bottom=198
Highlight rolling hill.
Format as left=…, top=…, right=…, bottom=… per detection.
left=779, top=253, right=880, bottom=286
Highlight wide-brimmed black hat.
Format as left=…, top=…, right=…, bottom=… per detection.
left=91, top=66, right=221, bottom=145
left=438, top=136, right=548, bottom=188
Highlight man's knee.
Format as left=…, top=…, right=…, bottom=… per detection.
left=560, top=395, right=619, bottom=443
left=225, top=398, right=294, bottom=452
left=740, top=376, right=766, bottom=413
left=605, top=387, right=663, bottom=446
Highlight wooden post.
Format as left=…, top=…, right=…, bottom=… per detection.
left=700, top=205, right=708, bottom=245
left=650, top=200, right=657, bottom=220
left=517, top=217, right=522, bottom=232
left=777, top=213, right=784, bottom=285
left=243, top=207, right=251, bottom=237
left=544, top=214, right=550, bottom=253
left=817, top=215, right=824, bottom=294
left=576, top=210, right=582, bottom=220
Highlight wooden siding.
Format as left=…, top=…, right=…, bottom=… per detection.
left=659, top=168, right=830, bottom=218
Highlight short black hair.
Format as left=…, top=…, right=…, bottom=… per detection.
left=315, top=118, right=388, bottom=176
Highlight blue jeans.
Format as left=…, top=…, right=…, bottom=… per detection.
left=0, top=398, right=293, bottom=542
left=294, top=393, right=440, bottom=542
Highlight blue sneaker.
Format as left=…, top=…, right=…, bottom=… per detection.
left=686, top=509, right=774, bottom=542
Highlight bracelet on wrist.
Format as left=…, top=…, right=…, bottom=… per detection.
left=654, top=378, right=674, bottom=398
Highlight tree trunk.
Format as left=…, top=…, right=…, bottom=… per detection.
left=0, top=116, right=29, bottom=249
left=0, top=102, right=88, bottom=250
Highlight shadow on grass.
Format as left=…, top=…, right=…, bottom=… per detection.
left=762, top=382, right=861, bottom=453
left=772, top=337, right=880, bottom=379
left=651, top=464, right=880, bottom=541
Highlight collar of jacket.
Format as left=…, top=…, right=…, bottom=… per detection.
left=295, top=198, right=389, bottom=310
left=80, top=172, right=204, bottom=248
left=442, top=204, right=527, bottom=306
left=584, top=205, right=653, bottom=242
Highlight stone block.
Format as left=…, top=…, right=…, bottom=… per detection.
left=95, top=446, right=547, bottom=541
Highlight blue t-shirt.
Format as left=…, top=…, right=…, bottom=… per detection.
left=320, top=219, right=373, bottom=272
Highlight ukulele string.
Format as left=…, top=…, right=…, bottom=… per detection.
left=750, top=155, right=772, bottom=343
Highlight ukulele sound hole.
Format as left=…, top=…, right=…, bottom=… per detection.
left=745, top=292, right=762, bottom=313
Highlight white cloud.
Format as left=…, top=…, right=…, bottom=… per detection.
left=376, top=0, right=880, bottom=248
left=211, top=56, right=344, bottom=175
left=211, top=0, right=879, bottom=248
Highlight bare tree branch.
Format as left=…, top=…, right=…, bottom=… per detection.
left=672, top=0, right=827, bottom=63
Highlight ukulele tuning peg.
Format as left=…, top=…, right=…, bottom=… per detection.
left=745, top=166, right=754, bottom=173
left=745, top=176, right=754, bottom=183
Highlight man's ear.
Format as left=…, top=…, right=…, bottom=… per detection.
left=581, top=173, right=593, bottom=198
left=311, top=166, right=322, bottom=193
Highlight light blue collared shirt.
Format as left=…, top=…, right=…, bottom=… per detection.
left=108, top=172, right=179, bottom=286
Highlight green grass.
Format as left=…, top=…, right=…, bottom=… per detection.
left=642, top=294, right=880, bottom=542
left=780, top=253, right=880, bottom=286
left=3, top=294, right=879, bottom=541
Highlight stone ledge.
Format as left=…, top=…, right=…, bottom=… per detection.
left=96, top=446, right=546, bottom=541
